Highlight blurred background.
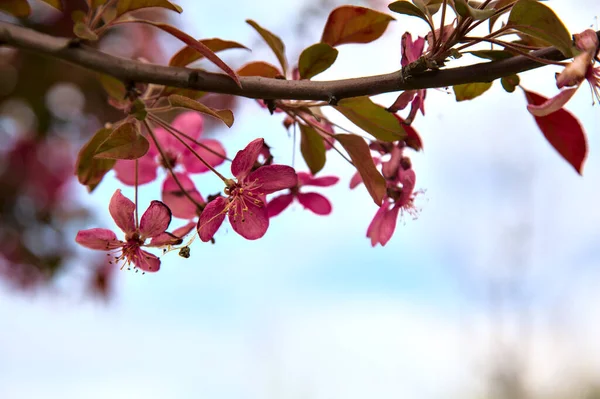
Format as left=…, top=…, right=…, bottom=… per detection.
left=1, top=0, right=599, bottom=398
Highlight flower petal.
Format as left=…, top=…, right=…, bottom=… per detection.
left=229, top=200, right=269, bottom=240
left=113, top=157, right=157, bottom=186
left=148, top=232, right=182, bottom=247
left=387, top=91, right=416, bottom=112
left=267, top=193, right=294, bottom=217
left=197, top=197, right=227, bottom=242
left=297, top=192, right=332, bottom=215
left=397, top=168, right=417, bottom=206
left=181, top=139, right=226, bottom=173
left=366, top=200, right=399, bottom=247
left=172, top=111, right=204, bottom=139
left=231, top=138, right=264, bottom=179
left=172, top=221, right=197, bottom=238
left=109, top=189, right=136, bottom=235
left=134, top=249, right=161, bottom=272
left=162, top=173, right=204, bottom=219
left=248, top=165, right=298, bottom=194
left=139, top=200, right=172, bottom=239
left=349, top=171, right=363, bottom=189
left=75, top=228, right=122, bottom=250
left=303, top=175, right=339, bottom=187
left=401, top=32, right=424, bottom=66
left=526, top=87, right=579, bottom=117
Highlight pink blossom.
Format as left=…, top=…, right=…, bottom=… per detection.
left=388, top=32, right=427, bottom=124
left=162, top=172, right=205, bottom=219
left=197, top=138, right=298, bottom=241
left=75, top=190, right=172, bottom=272
left=527, top=29, right=600, bottom=116
left=113, top=112, right=226, bottom=185
left=267, top=172, right=339, bottom=217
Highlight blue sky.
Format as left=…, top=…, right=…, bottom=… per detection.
left=1, top=1, right=600, bottom=398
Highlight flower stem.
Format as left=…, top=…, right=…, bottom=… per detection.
left=148, top=114, right=230, bottom=183
left=143, top=119, right=206, bottom=213
left=134, top=158, right=139, bottom=228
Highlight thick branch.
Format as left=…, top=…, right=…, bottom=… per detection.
left=0, top=21, right=596, bottom=101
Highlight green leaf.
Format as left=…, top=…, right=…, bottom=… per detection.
left=334, top=97, right=405, bottom=142
left=162, top=87, right=206, bottom=99
left=413, top=0, right=443, bottom=17
left=169, top=38, right=249, bottom=67
left=116, top=0, right=182, bottom=17
left=76, top=127, right=116, bottom=191
left=246, top=20, right=288, bottom=75
left=501, top=74, right=520, bottom=93
left=298, top=43, right=338, bottom=80
left=73, top=22, right=99, bottom=41
left=467, top=49, right=514, bottom=61
left=0, top=0, right=31, bottom=17
left=507, top=0, right=572, bottom=57
left=299, top=123, right=326, bottom=175
left=453, top=81, right=493, bottom=101
left=168, top=94, right=234, bottom=127
left=454, top=0, right=495, bottom=20
left=122, top=19, right=240, bottom=87
left=388, top=1, right=429, bottom=25
left=335, top=133, right=386, bottom=206
left=237, top=61, right=283, bottom=78
left=321, top=6, right=395, bottom=47
left=39, top=0, right=62, bottom=10
left=96, top=74, right=126, bottom=100
left=489, top=0, right=517, bottom=31
left=95, top=122, right=150, bottom=160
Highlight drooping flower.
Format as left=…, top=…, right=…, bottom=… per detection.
left=267, top=172, right=339, bottom=217
left=113, top=112, right=226, bottom=185
left=75, top=190, right=172, bottom=272
left=527, top=29, right=600, bottom=116
left=197, top=138, right=298, bottom=241
left=388, top=32, right=427, bottom=124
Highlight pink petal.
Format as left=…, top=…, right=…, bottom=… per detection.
left=304, top=175, right=339, bottom=187
left=387, top=91, right=416, bottom=112
left=109, top=189, right=136, bottom=235
left=366, top=203, right=387, bottom=247
left=526, top=87, right=579, bottom=117
left=267, top=193, right=294, bottom=217
left=382, top=146, right=403, bottom=180
left=172, top=111, right=204, bottom=140
left=248, top=165, right=298, bottom=194
left=113, top=156, right=157, bottom=186
left=297, top=192, right=332, bottom=215
left=366, top=200, right=400, bottom=247
left=134, top=249, right=161, bottom=272
left=75, top=228, right=122, bottom=250
left=153, top=125, right=181, bottom=153
left=172, top=221, right=196, bottom=238
left=139, top=200, right=172, bottom=239
left=401, top=32, right=424, bottom=66
left=148, top=232, right=183, bottom=247
left=231, top=138, right=264, bottom=179
left=349, top=171, right=363, bottom=189
left=229, top=200, right=269, bottom=240
left=162, top=173, right=204, bottom=219
left=397, top=168, right=416, bottom=206
left=181, top=139, right=226, bottom=173
left=197, top=197, right=227, bottom=242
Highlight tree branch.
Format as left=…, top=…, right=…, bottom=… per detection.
left=0, top=21, right=597, bottom=101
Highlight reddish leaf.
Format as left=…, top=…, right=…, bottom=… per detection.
left=523, top=89, right=587, bottom=174
left=393, top=114, right=423, bottom=151
left=335, top=134, right=386, bottom=206
left=321, top=6, right=395, bottom=47
left=246, top=20, right=288, bottom=74
left=299, top=123, right=326, bottom=175
left=0, top=0, right=31, bottom=17
left=298, top=43, right=338, bottom=80
left=76, top=127, right=116, bottom=191
left=95, top=122, right=150, bottom=160
left=116, top=0, right=182, bottom=17
left=237, top=62, right=283, bottom=78
left=168, top=94, right=234, bottom=127
left=169, top=38, right=249, bottom=68
left=122, top=19, right=241, bottom=87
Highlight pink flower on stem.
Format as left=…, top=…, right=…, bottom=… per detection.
left=162, top=172, right=205, bottom=219
left=197, top=138, right=298, bottom=241
left=527, top=29, right=600, bottom=116
left=113, top=112, right=226, bottom=185
left=267, top=172, right=339, bottom=217
left=388, top=32, right=427, bottom=124
left=75, top=190, right=172, bottom=272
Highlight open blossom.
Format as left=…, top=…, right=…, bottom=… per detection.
left=267, top=172, right=339, bottom=217
left=528, top=29, right=600, bottom=116
left=197, top=138, right=298, bottom=241
left=113, top=112, right=226, bottom=185
left=388, top=32, right=427, bottom=124
left=75, top=190, right=172, bottom=272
